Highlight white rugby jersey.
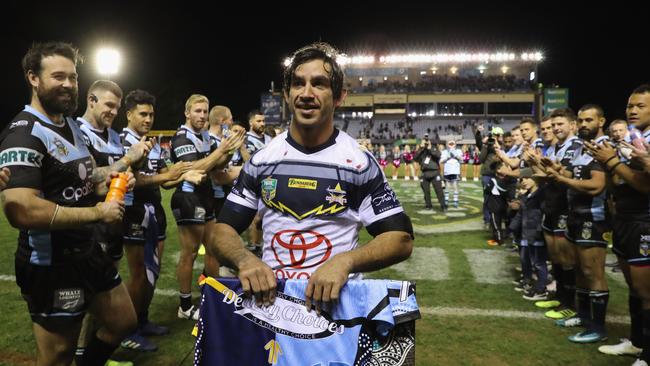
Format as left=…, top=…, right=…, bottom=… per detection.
left=220, top=129, right=409, bottom=280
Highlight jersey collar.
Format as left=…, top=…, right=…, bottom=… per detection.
left=286, top=128, right=339, bottom=154
left=23, top=105, right=65, bottom=127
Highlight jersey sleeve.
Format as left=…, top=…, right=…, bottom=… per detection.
left=357, top=153, right=413, bottom=237
left=0, top=124, right=45, bottom=190
left=171, top=132, right=200, bottom=163
left=217, top=160, right=259, bottom=233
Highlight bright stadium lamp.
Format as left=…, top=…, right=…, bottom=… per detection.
left=96, top=48, right=121, bottom=76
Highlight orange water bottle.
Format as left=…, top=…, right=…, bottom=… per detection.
left=105, top=173, right=128, bottom=202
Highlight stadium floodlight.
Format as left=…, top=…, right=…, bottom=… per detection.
left=530, top=71, right=536, bottom=81
left=501, top=65, right=510, bottom=74
left=450, top=66, right=458, bottom=74
left=96, top=48, right=121, bottom=76
left=283, top=58, right=291, bottom=67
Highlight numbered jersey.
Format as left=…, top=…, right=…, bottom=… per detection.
left=0, top=106, right=96, bottom=265
left=221, top=129, right=410, bottom=280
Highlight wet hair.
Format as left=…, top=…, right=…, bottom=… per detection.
left=283, top=42, right=345, bottom=101
left=124, top=89, right=156, bottom=111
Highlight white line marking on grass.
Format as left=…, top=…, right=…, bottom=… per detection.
left=464, top=249, right=511, bottom=284
left=392, top=247, right=449, bottom=280
left=420, top=306, right=630, bottom=325
left=0, top=274, right=16, bottom=281
left=414, top=219, right=483, bottom=234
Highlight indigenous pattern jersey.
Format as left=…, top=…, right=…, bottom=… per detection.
left=543, top=136, right=580, bottom=214
left=613, top=130, right=650, bottom=221
left=221, top=129, right=408, bottom=280
left=170, top=125, right=213, bottom=196
left=245, top=131, right=272, bottom=155
left=121, top=128, right=166, bottom=205
left=567, top=136, right=608, bottom=221
left=194, top=277, right=420, bottom=366
left=0, top=106, right=96, bottom=265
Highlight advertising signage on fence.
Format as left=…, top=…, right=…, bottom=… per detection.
left=261, top=93, right=282, bottom=124
left=543, top=88, right=569, bottom=114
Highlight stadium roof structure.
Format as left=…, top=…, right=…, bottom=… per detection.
left=284, top=51, right=543, bottom=67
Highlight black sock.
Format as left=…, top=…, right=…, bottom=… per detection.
left=138, top=310, right=149, bottom=326
left=552, top=263, right=564, bottom=301
left=79, top=334, right=118, bottom=366
left=576, top=288, right=590, bottom=325
left=641, top=309, right=650, bottom=361
left=180, top=293, right=192, bottom=311
left=563, top=269, right=576, bottom=309
left=589, top=290, right=609, bottom=333
left=630, top=292, right=643, bottom=348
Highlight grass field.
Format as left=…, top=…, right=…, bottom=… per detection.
left=0, top=175, right=638, bottom=366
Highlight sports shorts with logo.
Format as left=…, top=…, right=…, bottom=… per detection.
left=14, top=243, right=121, bottom=329
left=123, top=203, right=167, bottom=245
left=171, top=191, right=215, bottom=225
left=565, top=215, right=609, bottom=248
left=613, top=219, right=650, bottom=266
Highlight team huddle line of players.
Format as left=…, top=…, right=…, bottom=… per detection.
left=0, top=41, right=415, bottom=366
left=477, top=85, right=650, bottom=366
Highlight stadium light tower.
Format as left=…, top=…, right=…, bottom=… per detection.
left=96, top=48, right=121, bottom=77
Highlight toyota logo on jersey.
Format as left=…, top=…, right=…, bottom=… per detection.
left=271, top=230, right=332, bottom=269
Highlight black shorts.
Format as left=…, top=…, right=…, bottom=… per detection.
left=214, top=197, right=226, bottom=221
left=444, top=174, right=460, bottom=182
left=93, top=222, right=124, bottom=261
left=542, top=212, right=568, bottom=235
left=171, top=191, right=215, bottom=225
left=564, top=216, right=609, bottom=247
left=613, top=219, right=650, bottom=266
left=123, top=203, right=167, bottom=245
left=14, top=244, right=121, bottom=330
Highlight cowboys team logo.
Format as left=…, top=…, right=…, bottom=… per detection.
left=261, top=176, right=277, bottom=203
left=640, top=235, right=650, bottom=257
left=581, top=221, right=593, bottom=240
left=53, top=138, right=68, bottom=157
left=325, top=183, right=347, bottom=206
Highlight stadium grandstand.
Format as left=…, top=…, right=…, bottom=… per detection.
left=283, top=49, right=544, bottom=146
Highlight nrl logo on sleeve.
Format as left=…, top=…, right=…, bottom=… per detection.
left=0, top=147, right=44, bottom=167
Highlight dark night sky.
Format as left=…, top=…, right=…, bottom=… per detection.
left=2, top=2, right=646, bottom=130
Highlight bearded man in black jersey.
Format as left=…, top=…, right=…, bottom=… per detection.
left=0, top=42, right=137, bottom=366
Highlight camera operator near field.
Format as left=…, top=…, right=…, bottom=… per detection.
left=476, top=124, right=505, bottom=228
left=416, top=133, right=446, bottom=211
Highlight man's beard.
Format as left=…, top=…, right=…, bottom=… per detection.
left=578, top=127, right=597, bottom=140
left=38, top=84, right=78, bottom=116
